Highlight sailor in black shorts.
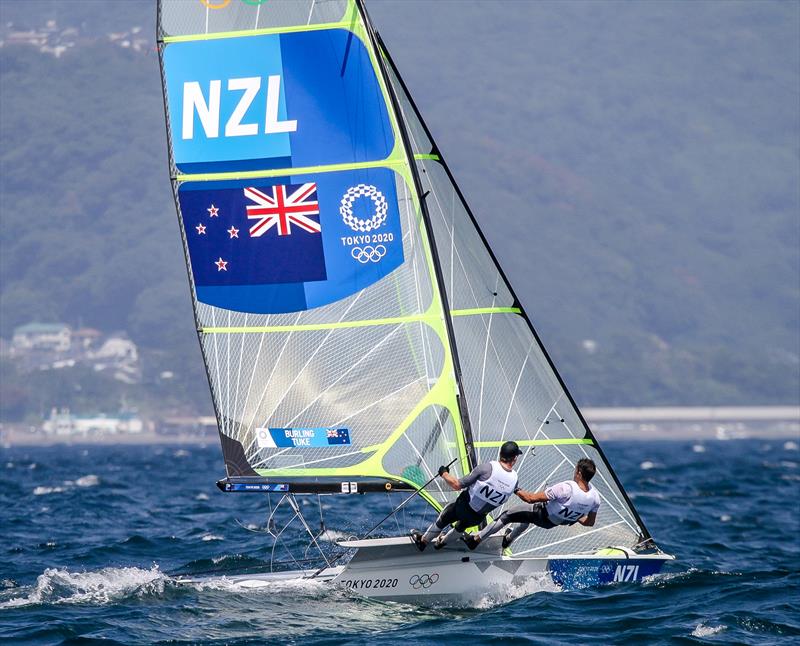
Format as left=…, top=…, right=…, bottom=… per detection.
left=411, top=441, right=523, bottom=551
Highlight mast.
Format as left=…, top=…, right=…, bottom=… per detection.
left=356, top=0, right=477, bottom=472
left=373, top=30, right=653, bottom=542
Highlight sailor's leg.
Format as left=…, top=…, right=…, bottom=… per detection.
left=503, top=520, right=530, bottom=547
left=435, top=525, right=459, bottom=547
left=421, top=501, right=458, bottom=542
left=476, top=511, right=513, bottom=541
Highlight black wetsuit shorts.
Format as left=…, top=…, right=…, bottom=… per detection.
left=437, top=490, right=487, bottom=531
left=502, top=502, right=559, bottom=529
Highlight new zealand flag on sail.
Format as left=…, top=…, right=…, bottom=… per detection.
left=179, top=167, right=404, bottom=314
left=180, top=182, right=326, bottom=286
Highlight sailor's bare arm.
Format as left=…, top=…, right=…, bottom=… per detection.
left=515, top=490, right=549, bottom=504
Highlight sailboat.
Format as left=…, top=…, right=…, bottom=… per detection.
left=157, top=0, right=673, bottom=603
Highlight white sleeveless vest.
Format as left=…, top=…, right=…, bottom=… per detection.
left=467, top=461, right=518, bottom=513
left=545, top=481, right=601, bottom=525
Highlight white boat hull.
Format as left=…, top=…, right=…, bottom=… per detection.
left=331, top=536, right=674, bottom=605
left=175, top=536, right=673, bottom=606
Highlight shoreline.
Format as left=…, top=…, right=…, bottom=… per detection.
left=2, top=406, right=797, bottom=447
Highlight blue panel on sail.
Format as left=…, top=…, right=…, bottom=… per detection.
left=179, top=167, right=404, bottom=313
left=163, top=29, right=393, bottom=173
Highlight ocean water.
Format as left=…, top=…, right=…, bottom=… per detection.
left=1, top=439, right=798, bottom=645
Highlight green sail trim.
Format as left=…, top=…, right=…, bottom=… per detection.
left=473, top=438, right=595, bottom=447
left=200, top=308, right=522, bottom=334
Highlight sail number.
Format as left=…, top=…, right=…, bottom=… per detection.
left=613, top=565, right=640, bottom=582
left=339, top=577, right=398, bottom=590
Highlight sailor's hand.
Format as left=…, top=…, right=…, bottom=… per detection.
left=438, top=465, right=450, bottom=476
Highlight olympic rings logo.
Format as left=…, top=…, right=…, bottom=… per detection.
left=340, top=184, right=388, bottom=233
left=409, top=573, right=439, bottom=589
left=199, top=0, right=268, bottom=9
left=351, top=245, right=386, bottom=264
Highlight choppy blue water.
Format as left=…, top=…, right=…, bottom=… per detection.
left=1, top=439, right=798, bottom=645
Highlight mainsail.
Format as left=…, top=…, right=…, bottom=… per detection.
left=158, top=0, right=653, bottom=557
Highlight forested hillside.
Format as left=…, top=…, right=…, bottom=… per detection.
left=0, top=0, right=797, bottom=417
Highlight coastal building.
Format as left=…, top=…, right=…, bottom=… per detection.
left=42, top=408, right=144, bottom=437
left=12, top=322, right=71, bottom=353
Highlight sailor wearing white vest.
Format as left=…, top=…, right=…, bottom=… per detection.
left=465, top=458, right=601, bottom=551
left=411, top=441, right=523, bottom=551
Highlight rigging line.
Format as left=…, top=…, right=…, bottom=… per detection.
left=424, top=163, right=485, bottom=310
left=288, top=494, right=332, bottom=570
left=534, top=457, right=568, bottom=492
left=360, top=457, right=458, bottom=540
left=387, top=491, right=402, bottom=534
left=554, top=407, right=635, bottom=523
left=231, top=312, right=248, bottom=443
left=225, top=309, right=231, bottom=437
left=512, top=520, right=627, bottom=556
left=306, top=0, right=314, bottom=26
left=255, top=0, right=261, bottom=29
left=447, top=170, right=455, bottom=307
left=260, top=290, right=364, bottom=428
left=402, top=433, right=447, bottom=500
left=332, top=378, right=423, bottom=427
left=498, top=344, right=533, bottom=443
left=210, top=307, right=222, bottom=432
left=405, top=179, right=434, bottom=391
left=511, top=396, right=564, bottom=479
left=282, top=314, right=404, bottom=426
left=547, top=440, right=636, bottom=534
left=247, top=446, right=293, bottom=470
left=237, top=319, right=267, bottom=444
left=242, top=312, right=302, bottom=443
left=476, top=278, right=500, bottom=442
left=262, top=447, right=364, bottom=470
left=269, top=511, right=303, bottom=573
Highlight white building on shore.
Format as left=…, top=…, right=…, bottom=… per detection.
left=42, top=408, right=144, bottom=437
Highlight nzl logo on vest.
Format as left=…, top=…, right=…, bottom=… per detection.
left=163, top=29, right=394, bottom=173
left=478, top=484, right=509, bottom=505
left=178, top=166, right=404, bottom=313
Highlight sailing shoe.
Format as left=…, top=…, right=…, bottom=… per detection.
left=464, top=534, right=481, bottom=551
left=410, top=530, right=427, bottom=552
left=501, top=528, right=514, bottom=550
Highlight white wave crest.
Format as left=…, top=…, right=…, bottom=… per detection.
left=691, top=623, right=726, bottom=637
left=33, top=486, right=64, bottom=496
left=201, top=534, right=223, bottom=542
left=784, top=441, right=798, bottom=451
left=195, top=493, right=210, bottom=501
left=692, top=444, right=706, bottom=453
left=639, top=461, right=657, bottom=470
left=0, top=566, right=165, bottom=608
left=75, top=474, right=100, bottom=487
left=187, top=574, right=330, bottom=597
left=470, top=572, right=560, bottom=609
left=320, top=529, right=355, bottom=543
